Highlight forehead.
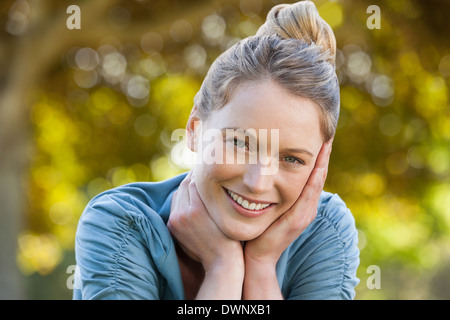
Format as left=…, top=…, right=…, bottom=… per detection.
left=205, top=80, right=323, bottom=146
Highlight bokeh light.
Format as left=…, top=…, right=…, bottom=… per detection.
left=1, top=0, right=449, bottom=300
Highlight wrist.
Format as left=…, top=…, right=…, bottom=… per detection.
left=243, top=255, right=282, bottom=300
left=204, top=253, right=245, bottom=277
left=202, top=241, right=245, bottom=273
left=197, top=256, right=244, bottom=300
left=244, top=248, right=279, bottom=269
left=244, top=253, right=277, bottom=276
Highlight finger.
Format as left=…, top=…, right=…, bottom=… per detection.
left=314, top=139, right=333, bottom=172
left=176, top=171, right=192, bottom=206
left=187, top=173, right=207, bottom=210
left=180, top=170, right=192, bottom=187
left=318, top=139, right=332, bottom=184
left=299, top=168, right=324, bottom=210
left=282, top=167, right=324, bottom=228
left=302, top=139, right=331, bottom=193
left=305, top=169, right=324, bottom=221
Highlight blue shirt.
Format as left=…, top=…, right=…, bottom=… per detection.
left=73, top=172, right=360, bottom=300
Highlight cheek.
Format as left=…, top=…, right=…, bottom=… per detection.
left=195, top=138, right=246, bottom=184
left=195, top=162, right=242, bottom=184
left=193, top=161, right=245, bottom=208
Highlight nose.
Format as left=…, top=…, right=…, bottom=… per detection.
left=242, top=162, right=276, bottom=194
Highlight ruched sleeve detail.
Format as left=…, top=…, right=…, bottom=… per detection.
left=73, top=191, right=184, bottom=300
left=282, top=192, right=360, bottom=300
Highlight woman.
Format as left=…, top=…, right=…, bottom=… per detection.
left=74, top=1, right=360, bottom=300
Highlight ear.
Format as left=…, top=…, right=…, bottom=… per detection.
left=186, top=105, right=202, bottom=152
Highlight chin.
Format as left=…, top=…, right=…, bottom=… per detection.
left=219, top=221, right=265, bottom=242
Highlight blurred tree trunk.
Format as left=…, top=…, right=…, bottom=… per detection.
left=0, top=0, right=49, bottom=298
left=0, top=5, right=37, bottom=298
left=0, top=43, right=31, bottom=299
left=0, top=0, right=236, bottom=299
left=0, top=0, right=117, bottom=299
left=0, top=89, right=28, bottom=299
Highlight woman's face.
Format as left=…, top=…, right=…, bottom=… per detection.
left=189, top=79, right=324, bottom=241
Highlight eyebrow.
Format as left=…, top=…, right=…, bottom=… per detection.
left=281, top=147, right=314, bottom=157
left=221, top=127, right=314, bottom=157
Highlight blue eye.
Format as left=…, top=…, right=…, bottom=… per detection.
left=283, top=156, right=304, bottom=165
left=233, top=138, right=247, bottom=149
left=284, top=156, right=297, bottom=163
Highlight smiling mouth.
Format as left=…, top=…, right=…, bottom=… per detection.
left=224, top=188, right=275, bottom=211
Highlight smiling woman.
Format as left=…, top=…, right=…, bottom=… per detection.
left=189, top=80, right=323, bottom=242
left=74, top=0, right=359, bottom=300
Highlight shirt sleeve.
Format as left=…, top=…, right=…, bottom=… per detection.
left=73, top=193, right=170, bottom=300
left=284, top=193, right=360, bottom=300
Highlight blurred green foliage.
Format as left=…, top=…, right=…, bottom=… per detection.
left=3, top=0, right=449, bottom=299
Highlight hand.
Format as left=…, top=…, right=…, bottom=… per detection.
left=244, top=139, right=333, bottom=266
left=167, top=171, right=243, bottom=272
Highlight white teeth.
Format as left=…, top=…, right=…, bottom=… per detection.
left=226, top=189, right=271, bottom=211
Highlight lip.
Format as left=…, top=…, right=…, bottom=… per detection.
left=223, top=187, right=276, bottom=218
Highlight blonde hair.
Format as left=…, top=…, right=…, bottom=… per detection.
left=194, top=0, right=339, bottom=141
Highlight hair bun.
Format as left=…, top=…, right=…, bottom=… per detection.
left=256, top=1, right=336, bottom=65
